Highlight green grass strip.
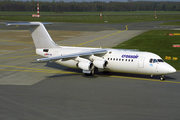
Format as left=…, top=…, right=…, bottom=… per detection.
left=1, top=11, right=180, bottom=15
left=113, top=30, right=180, bottom=70
left=0, top=13, right=180, bottom=23
left=162, top=21, right=180, bottom=26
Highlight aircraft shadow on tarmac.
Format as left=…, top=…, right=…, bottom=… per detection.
left=33, top=61, right=176, bottom=81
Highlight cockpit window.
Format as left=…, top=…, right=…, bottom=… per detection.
left=149, top=59, right=153, bottom=63
left=157, top=59, right=164, bottom=62
left=153, top=59, right=158, bottom=63
left=150, top=58, right=164, bottom=63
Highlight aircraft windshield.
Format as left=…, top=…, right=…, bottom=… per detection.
left=153, top=59, right=158, bottom=63
left=157, top=59, right=164, bottom=62
left=149, top=59, right=164, bottom=63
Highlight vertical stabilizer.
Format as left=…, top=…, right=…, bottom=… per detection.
left=29, top=22, right=58, bottom=48
left=6, top=22, right=58, bottom=48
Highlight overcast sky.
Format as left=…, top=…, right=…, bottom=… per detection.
left=15, top=0, right=180, bottom=2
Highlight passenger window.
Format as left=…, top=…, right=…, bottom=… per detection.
left=119, top=58, right=121, bottom=61
left=128, top=59, right=130, bottom=62
left=122, top=59, right=124, bottom=61
left=108, top=58, right=109, bottom=60
left=131, top=59, right=133, bottom=62
left=110, top=58, right=112, bottom=60
left=113, top=58, right=115, bottom=61
left=116, top=58, right=118, bottom=61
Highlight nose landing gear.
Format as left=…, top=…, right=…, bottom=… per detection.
left=150, top=75, right=165, bottom=81
left=160, top=75, right=165, bottom=81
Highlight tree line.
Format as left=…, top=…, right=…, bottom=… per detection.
left=0, top=1, right=180, bottom=12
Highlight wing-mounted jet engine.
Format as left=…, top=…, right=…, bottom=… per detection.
left=89, top=55, right=108, bottom=69
left=75, top=56, right=94, bottom=74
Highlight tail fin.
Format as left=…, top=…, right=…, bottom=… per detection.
left=6, top=22, right=58, bottom=48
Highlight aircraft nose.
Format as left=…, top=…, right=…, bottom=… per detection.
left=168, top=65, right=176, bottom=74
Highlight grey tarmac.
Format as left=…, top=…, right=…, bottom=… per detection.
left=0, top=21, right=180, bottom=120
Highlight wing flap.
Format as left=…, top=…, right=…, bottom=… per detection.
left=37, top=49, right=107, bottom=62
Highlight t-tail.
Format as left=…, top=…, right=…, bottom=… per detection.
left=6, top=22, right=58, bottom=49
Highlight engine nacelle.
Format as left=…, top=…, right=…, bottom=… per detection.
left=93, top=60, right=108, bottom=69
left=75, top=57, right=94, bottom=71
left=89, top=55, right=108, bottom=69
left=77, top=61, right=94, bottom=71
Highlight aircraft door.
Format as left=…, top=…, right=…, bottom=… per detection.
left=138, top=57, right=145, bottom=68
left=153, top=59, right=158, bottom=72
left=53, top=51, right=58, bottom=57
left=149, top=58, right=159, bottom=73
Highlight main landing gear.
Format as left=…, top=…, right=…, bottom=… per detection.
left=84, top=69, right=94, bottom=76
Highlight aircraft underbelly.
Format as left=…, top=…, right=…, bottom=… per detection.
left=106, top=62, right=139, bottom=73
left=56, top=60, right=78, bottom=69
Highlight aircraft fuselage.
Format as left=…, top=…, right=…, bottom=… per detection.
left=36, top=47, right=176, bottom=76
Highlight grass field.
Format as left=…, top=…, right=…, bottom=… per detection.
left=162, top=21, right=180, bottom=26
left=1, top=11, right=180, bottom=15
left=1, top=14, right=180, bottom=23
left=113, top=30, right=180, bottom=70
left=0, top=11, right=180, bottom=23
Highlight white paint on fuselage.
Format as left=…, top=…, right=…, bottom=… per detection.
left=36, top=47, right=176, bottom=76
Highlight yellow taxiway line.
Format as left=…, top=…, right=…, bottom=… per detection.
left=0, top=54, right=38, bottom=59
left=0, top=69, right=79, bottom=75
left=0, top=64, right=79, bottom=74
left=110, top=75, right=180, bottom=84
left=0, top=40, right=33, bottom=44
left=76, top=24, right=129, bottom=47
left=0, top=64, right=179, bottom=84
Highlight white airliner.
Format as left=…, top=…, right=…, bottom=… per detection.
left=6, top=22, right=176, bottom=80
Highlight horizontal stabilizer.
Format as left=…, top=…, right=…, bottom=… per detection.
left=6, top=22, right=57, bottom=48
left=5, top=22, right=52, bottom=26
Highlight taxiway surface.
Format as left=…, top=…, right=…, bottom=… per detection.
left=0, top=21, right=180, bottom=120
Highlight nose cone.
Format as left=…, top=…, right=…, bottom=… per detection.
left=159, top=63, right=176, bottom=75
left=168, top=65, right=176, bottom=74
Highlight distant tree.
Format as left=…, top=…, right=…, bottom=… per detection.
left=0, top=1, right=180, bottom=12
left=127, top=0, right=133, bottom=2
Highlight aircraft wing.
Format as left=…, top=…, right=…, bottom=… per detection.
left=37, top=49, right=107, bottom=61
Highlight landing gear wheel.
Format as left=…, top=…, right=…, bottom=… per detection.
left=84, top=69, right=94, bottom=76
left=160, top=75, right=165, bottom=81
left=90, top=69, right=94, bottom=75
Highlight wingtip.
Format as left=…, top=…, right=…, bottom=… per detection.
left=5, top=23, right=10, bottom=26
left=37, top=59, right=42, bottom=62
